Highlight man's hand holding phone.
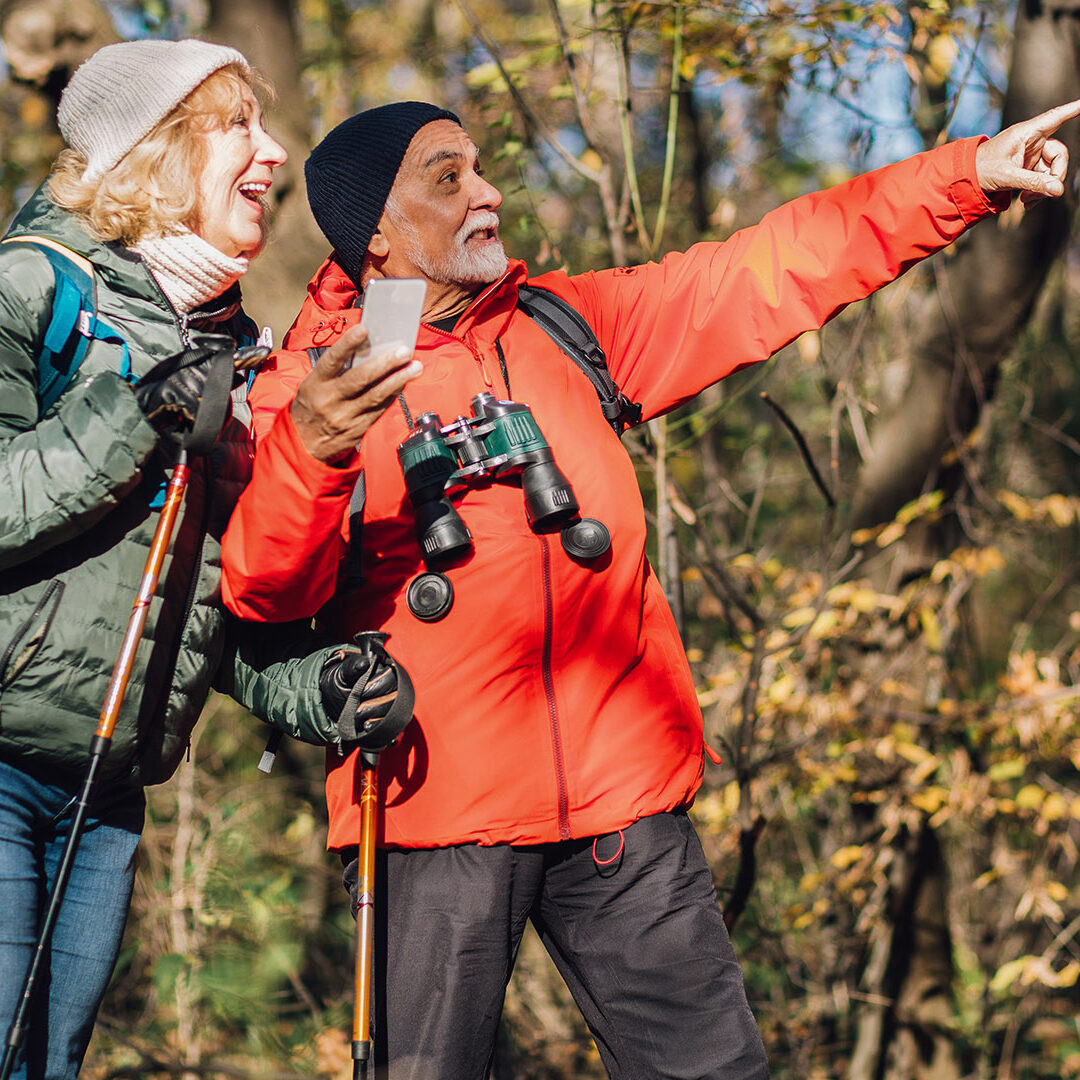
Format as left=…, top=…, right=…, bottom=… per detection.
left=291, top=323, right=421, bottom=464
left=291, top=277, right=426, bottom=463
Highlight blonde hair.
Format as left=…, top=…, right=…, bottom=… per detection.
left=48, top=63, right=272, bottom=246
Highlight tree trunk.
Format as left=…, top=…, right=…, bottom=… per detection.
left=851, top=0, right=1080, bottom=577
left=846, top=5, right=1080, bottom=1077
left=849, top=825, right=962, bottom=1080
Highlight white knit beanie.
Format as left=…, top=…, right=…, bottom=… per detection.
left=57, top=39, right=249, bottom=182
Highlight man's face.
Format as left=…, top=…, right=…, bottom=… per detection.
left=376, top=120, right=507, bottom=289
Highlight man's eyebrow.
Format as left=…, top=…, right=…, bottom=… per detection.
left=421, top=145, right=481, bottom=170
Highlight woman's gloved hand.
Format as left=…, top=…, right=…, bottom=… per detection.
left=318, top=632, right=415, bottom=751
left=134, top=338, right=267, bottom=448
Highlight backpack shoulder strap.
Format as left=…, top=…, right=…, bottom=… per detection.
left=516, top=283, right=642, bottom=435
left=2, top=235, right=131, bottom=417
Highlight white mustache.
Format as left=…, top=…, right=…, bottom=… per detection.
left=458, top=212, right=501, bottom=243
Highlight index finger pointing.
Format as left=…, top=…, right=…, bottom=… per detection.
left=1022, top=98, right=1080, bottom=138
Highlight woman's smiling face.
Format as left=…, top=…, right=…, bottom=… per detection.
left=194, top=84, right=287, bottom=258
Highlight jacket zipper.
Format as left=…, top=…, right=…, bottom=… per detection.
left=0, top=579, right=64, bottom=688
left=539, top=535, right=570, bottom=839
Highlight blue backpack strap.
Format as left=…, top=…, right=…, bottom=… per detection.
left=2, top=235, right=132, bottom=416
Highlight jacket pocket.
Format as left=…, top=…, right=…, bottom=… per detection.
left=0, top=578, right=65, bottom=690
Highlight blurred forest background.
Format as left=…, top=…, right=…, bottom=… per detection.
left=2, top=0, right=1080, bottom=1076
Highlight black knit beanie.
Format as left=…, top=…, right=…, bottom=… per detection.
left=305, top=101, right=461, bottom=286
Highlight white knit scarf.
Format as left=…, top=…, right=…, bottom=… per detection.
left=133, top=228, right=250, bottom=313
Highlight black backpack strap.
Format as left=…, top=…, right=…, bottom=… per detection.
left=516, top=283, right=642, bottom=435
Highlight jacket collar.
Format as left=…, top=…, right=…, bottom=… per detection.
left=285, top=256, right=529, bottom=350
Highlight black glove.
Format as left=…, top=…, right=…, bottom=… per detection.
left=319, top=632, right=415, bottom=751
left=134, top=339, right=267, bottom=451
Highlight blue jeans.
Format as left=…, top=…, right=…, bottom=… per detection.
left=0, top=757, right=144, bottom=1080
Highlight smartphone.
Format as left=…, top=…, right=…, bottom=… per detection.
left=351, top=277, right=426, bottom=366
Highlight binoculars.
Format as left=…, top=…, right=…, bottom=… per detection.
left=397, top=393, right=579, bottom=564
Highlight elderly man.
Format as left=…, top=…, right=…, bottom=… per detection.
left=221, top=99, right=1079, bottom=1078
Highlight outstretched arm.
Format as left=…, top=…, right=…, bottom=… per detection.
left=976, top=98, right=1080, bottom=206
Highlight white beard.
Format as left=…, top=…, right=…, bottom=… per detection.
left=404, top=211, right=508, bottom=286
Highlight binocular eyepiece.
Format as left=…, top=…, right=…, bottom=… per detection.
left=398, top=393, right=579, bottom=564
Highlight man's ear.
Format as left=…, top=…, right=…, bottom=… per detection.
left=368, top=224, right=390, bottom=259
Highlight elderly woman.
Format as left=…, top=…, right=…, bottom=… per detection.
left=0, top=39, right=297, bottom=1079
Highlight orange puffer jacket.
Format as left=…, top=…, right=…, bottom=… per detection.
left=222, top=137, right=997, bottom=851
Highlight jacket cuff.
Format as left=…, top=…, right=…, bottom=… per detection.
left=947, top=135, right=1008, bottom=224
left=269, top=403, right=363, bottom=492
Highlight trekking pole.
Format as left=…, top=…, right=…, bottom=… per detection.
left=1, top=450, right=192, bottom=1080
left=1, top=342, right=245, bottom=1079
left=353, top=748, right=380, bottom=1080
left=334, top=633, right=413, bottom=1080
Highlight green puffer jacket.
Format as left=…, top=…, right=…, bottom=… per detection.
left=0, top=186, right=335, bottom=788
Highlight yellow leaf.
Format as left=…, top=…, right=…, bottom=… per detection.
left=997, top=490, right=1034, bottom=521
left=809, top=610, right=840, bottom=639
left=1041, top=793, right=1068, bottom=821
left=976, top=547, right=1006, bottom=575
left=782, top=607, right=816, bottom=629
left=910, top=787, right=947, bottom=814
left=830, top=845, right=864, bottom=870
left=896, top=490, right=944, bottom=525
left=919, top=608, right=942, bottom=652
left=767, top=674, right=796, bottom=705
left=464, top=62, right=507, bottom=91
left=988, top=758, right=1026, bottom=782
left=895, top=742, right=933, bottom=765
left=876, top=521, right=906, bottom=547
left=19, top=96, right=50, bottom=128
left=579, top=148, right=603, bottom=173
left=1043, top=494, right=1075, bottom=527
left=989, top=956, right=1030, bottom=995
left=1047, top=881, right=1068, bottom=902
left=1015, top=784, right=1046, bottom=810
left=1050, top=961, right=1080, bottom=988
left=925, top=33, right=957, bottom=86
left=909, top=758, right=941, bottom=787
left=851, top=525, right=884, bottom=546
left=931, top=557, right=954, bottom=583
left=850, top=588, right=880, bottom=613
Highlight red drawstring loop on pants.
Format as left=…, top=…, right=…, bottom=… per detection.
left=592, top=829, right=624, bottom=867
